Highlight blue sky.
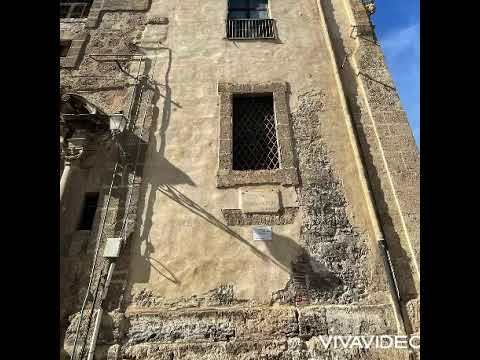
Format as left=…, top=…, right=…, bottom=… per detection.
left=372, top=0, right=420, bottom=147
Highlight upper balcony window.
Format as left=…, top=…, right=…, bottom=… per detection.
left=226, top=0, right=277, bottom=40
left=60, top=0, right=92, bottom=19
left=228, top=0, right=268, bottom=19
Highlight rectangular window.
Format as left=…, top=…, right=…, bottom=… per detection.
left=232, top=94, right=279, bottom=170
left=226, top=0, right=276, bottom=39
left=60, top=40, right=72, bottom=57
left=77, top=192, right=99, bottom=230
left=228, top=0, right=269, bottom=19
left=60, top=0, right=92, bottom=19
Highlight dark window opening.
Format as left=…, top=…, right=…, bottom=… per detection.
left=60, top=0, right=93, bottom=19
left=226, top=0, right=276, bottom=39
left=77, top=192, right=99, bottom=230
left=60, top=40, right=72, bottom=57
left=232, top=94, right=279, bottom=170
left=228, top=0, right=269, bottom=19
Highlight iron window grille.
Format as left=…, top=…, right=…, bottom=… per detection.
left=232, top=94, right=279, bottom=171
left=227, top=0, right=277, bottom=39
left=60, top=40, right=72, bottom=57
left=60, top=0, right=92, bottom=19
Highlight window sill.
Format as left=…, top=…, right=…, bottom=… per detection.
left=217, top=168, right=299, bottom=188
left=60, top=18, right=88, bottom=23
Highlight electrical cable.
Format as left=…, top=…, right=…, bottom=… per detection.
left=69, top=56, right=144, bottom=360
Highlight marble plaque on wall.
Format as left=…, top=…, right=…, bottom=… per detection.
left=240, top=189, right=280, bottom=214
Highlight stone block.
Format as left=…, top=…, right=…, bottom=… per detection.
left=240, top=188, right=280, bottom=214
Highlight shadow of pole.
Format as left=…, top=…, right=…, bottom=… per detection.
left=148, top=255, right=182, bottom=285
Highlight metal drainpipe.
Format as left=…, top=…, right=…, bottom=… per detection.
left=314, top=0, right=407, bottom=335
left=60, top=161, right=73, bottom=203
left=86, top=261, right=116, bottom=360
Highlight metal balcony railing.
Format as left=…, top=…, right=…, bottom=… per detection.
left=60, top=1, right=92, bottom=19
left=226, top=19, right=277, bottom=40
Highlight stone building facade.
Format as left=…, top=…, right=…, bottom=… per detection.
left=59, top=1, right=420, bottom=359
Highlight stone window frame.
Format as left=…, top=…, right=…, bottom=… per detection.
left=217, top=82, right=298, bottom=188
left=60, top=0, right=93, bottom=20
left=85, top=0, right=150, bottom=28
left=60, top=31, right=89, bottom=68
left=59, top=0, right=150, bottom=28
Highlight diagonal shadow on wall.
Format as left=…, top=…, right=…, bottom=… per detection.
left=124, top=46, right=196, bottom=290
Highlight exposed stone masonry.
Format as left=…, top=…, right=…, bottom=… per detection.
left=221, top=208, right=298, bottom=226
left=60, top=1, right=419, bottom=359
left=272, top=90, right=370, bottom=306
left=60, top=9, right=156, bottom=359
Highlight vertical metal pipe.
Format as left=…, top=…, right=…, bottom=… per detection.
left=86, top=308, right=103, bottom=360
left=86, top=262, right=116, bottom=360
left=60, top=161, right=72, bottom=203
left=314, top=0, right=407, bottom=335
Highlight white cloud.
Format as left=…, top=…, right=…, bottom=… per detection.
left=381, top=23, right=419, bottom=59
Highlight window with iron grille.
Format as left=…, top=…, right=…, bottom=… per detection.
left=228, top=0, right=269, bottom=19
left=77, top=192, right=99, bottom=230
left=227, top=0, right=277, bottom=39
left=60, top=40, right=72, bottom=57
left=232, top=94, right=279, bottom=170
left=217, top=82, right=298, bottom=188
left=60, top=0, right=92, bottom=19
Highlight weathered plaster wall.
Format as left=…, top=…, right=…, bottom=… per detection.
left=123, top=0, right=387, bottom=309
left=60, top=0, right=419, bottom=358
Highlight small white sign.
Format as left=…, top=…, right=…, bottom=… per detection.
left=252, top=226, right=272, bottom=241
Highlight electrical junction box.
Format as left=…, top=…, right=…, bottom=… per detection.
left=103, top=238, right=122, bottom=258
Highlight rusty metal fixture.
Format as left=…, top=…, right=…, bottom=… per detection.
left=61, top=145, right=85, bottom=162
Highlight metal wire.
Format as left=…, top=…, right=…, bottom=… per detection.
left=69, top=47, right=165, bottom=359
left=69, top=56, right=144, bottom=360
left=69, top=162, right=117, bottom=360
